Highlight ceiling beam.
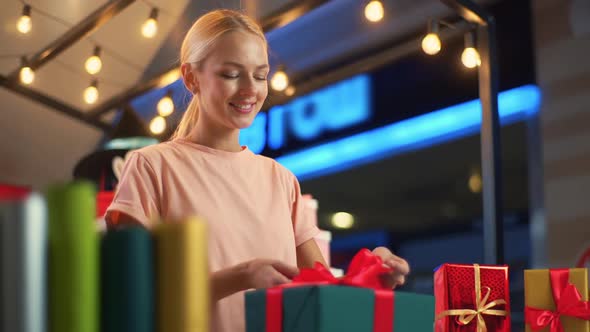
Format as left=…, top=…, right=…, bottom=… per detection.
left=441, top=0, right=489, bottom=25
left=8, top=0, right=135, bottom=80
left=0, top=75, right=111, bottom=131
left=259, top=0, right=330, bottom=31
left=86, top=0, right=331, bottom=120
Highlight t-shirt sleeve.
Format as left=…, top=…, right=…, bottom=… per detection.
left=106, top=151, right=161, bottom=228
left=290, top=174, right=320, bottom=247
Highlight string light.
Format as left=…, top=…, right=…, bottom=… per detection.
left=422, top=21, right=441, bottom=55
left=285, top=85, right=296, bottom=97
left=157, top=90, right=174, bottom=117
left=17, top=5, right=32, bottom=34
left=141, top=8, right=158, bottom=38
left=461, top=32, right=481, bottom=68
left=85, top=46, right=102, bottom=75
left=468, top=171, right=483, bottom=193
left=331, top=212, right=355, bottom=229
left=270, top=66, right=289, bottom=92
left=19, top=57, right=34, bottom=85
left=364, top=1, right=384, bottom=23
left=83, top=80, right=99, bottom=104
left=149, top=116, right=166, bottom=134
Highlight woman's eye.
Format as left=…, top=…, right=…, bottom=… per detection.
left=255, top=76, right=267, bottom=81
left=222, top=73, right=239, bottom=79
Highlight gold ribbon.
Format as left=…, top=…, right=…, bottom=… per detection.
left=436, top=264, right=509, bottom=332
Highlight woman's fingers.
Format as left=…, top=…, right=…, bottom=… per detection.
left=271, top=261, right=300, bottom=279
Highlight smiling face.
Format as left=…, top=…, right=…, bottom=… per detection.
left=184, top=30, right=269, bottom=133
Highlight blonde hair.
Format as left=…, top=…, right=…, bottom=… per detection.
left=170, top=9, right=268, bottom=140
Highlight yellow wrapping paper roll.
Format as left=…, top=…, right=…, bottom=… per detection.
left=524, top=268, right=589, bottom=332
left=154, top=217, right=209, bottom=332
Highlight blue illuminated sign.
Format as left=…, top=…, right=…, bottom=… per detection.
left=276, top=84, right=541, bottom=181
left=240, top=74, right=371, bottom=153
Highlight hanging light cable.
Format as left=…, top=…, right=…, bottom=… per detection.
left=85, top=46, right=102, bottom=75
left=270, top=65, right=289, bottom=92
left=19, top=56, right=34, bottom=85
left=364, top=1, right=384, bottom=23
left=422, top=20, right=442, bottom=55
left=17, top=4, right=32, bottom=34
left=83, top=80, right=99, bottom=104
left=461, top=31, right=481, bottom=68
left=141, top=8, right=158, bottom=38
left=157, top=90, right=174, bottom=117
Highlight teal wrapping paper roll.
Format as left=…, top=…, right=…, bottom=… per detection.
left=1, top=192, right=47, bottom=332
left=47, top=181, right=99, bottom=332
left=101, top=226, right=154, bottom=332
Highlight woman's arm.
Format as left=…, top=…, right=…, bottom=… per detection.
left=210, top=263, right=250, bottom=302
left=106, top=212, right=300, bottom=302
left=296, top=238, right=328, bottom=269
left=211, top=259, right=299, bottom=302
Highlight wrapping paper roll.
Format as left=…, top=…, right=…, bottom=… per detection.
left=47, top=181, right=99, bottom=332
left=154, top=218, right=209, bottom=332
left=0, top=192, right=47, bottom=332
left=101, top=226, right=154, bottom=332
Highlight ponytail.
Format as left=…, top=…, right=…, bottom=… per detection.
left=170, top=95, right=199, bottom=140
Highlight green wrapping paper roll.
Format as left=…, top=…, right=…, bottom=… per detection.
left=47, top=181, right=99, bottom=332
left=101, top=226, right=154, bottom=332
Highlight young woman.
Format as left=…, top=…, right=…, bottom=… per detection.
left=106, top=9, right=410, bottom=332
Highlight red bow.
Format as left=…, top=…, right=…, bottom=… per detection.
left=266, top=248, right=394, bottom=332
left=525, top=269, right=590, bottom=332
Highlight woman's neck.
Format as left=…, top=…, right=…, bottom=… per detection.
left=188, top=119, right=242, bottom=152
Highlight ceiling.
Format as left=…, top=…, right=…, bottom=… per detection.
left=0, top=0, right=528, bottom=235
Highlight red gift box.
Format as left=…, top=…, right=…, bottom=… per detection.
left=435, top=263, right=511, bottom=332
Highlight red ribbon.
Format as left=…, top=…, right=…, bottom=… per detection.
left=266, top=248, right=394, bottom=332
left=525, top=269, right=590, bottom=332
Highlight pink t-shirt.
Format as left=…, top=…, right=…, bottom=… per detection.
left=107, top=138, right=319, bottom=332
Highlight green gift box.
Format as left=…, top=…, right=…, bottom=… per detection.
left=246, top=285, right=434, bottom=332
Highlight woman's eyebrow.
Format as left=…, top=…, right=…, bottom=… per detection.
left=222, top=61, right=269, bottom=70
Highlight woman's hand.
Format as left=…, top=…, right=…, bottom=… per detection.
left=211, top=259, right=299, bottom=302
left=245, top=259, right=300, bottom=289
left=372, top=246, right=410, bottom=289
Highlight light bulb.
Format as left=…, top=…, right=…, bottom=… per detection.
left=271, top=69, right=289, bottom=91
left=17, top=16, right=32, bottom=34
left=422, top=33, right=441, bottom=55
left=19, top=66, right=34, bottom=85
left=285, top=85, right=296, bottom=96
left=331, top=212, right=355, bottom=229
left=142, top=18, right=157, bottom=38
left=150, top=116, right=166, bottom=134
left=84, top=82, right=99, bottom=104
left=365, top=1, right=384, bottom=23
left=85, top=55, right=102, bottom=75
left=17, top=5, right=32, bottom=34
left=461, top=47, right=481, bottom=68
left=157, top=95, right=174, bottom=117
left=468, top=173, right=483, bottom=193
left=141, top=9, right=159, bottom=38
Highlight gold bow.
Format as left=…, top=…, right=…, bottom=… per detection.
left=436, top=264, right=509, bottom=332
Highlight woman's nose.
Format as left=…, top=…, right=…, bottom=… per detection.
left=239, top=77, right=257, bottom=96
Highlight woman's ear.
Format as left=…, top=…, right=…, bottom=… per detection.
left=181, top=62, right=199, bottom=94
